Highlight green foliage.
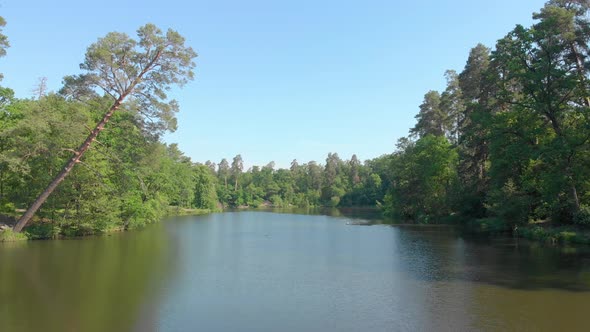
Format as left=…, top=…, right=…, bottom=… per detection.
left=269, top=195, right=284, bottom=207
left=384, top=135, right=458, bottom=222
left=379, top=0, right=590, bottom=234
left=24, top=223, right=61, bottom=240
left=464, top=218, right=509, bottom=235
left=0, top=16, right=8, bottom=80
left=3, top=1, right=590, bottom=247
left=574, top=206, right=590, bottom=226
left=0, top=228, right=27, bottom=242
left=0, top=202, right=15, bottom=214
left=208, top=152, right=393, bottom=210
left=519, top=225, right=590, bottom=245
left=193, top=165, right=218, bottom=210
left=328, top=196, right=341, bottom=208
left=486, top=179, right=531, bottom=225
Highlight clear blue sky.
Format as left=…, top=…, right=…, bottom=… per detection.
left=2, top=0, right=547, bottom=168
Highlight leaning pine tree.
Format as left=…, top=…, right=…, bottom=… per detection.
left=13, top=24, right=197, bottom=232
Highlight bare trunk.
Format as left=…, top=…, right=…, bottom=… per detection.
left=570, top=43, right=590, bottom=108
left=13, top=98, right=123, bottom=232
left=0, top=168, right=4, bottom=200
left=571, top=182, right=580, bottom=212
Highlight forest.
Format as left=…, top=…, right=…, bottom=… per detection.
left=1, top=0, right=590, bottom=241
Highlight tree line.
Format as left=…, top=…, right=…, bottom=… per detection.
left=203, top=153, right=387, bottom=209
left=0, top=19, right=386, bottom=237
left=0, top=23, right=203, bottom=236
left=208, top=0, right=590, bottom=231
left=382, top=0, right=590, bottom=228
left=1, top=0, right=590, bottom=239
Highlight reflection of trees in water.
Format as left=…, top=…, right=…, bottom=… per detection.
left=0, top=223, right=175, bottom=332
left=248, top=206, right=387, bottom=223
left=461, top=239, right=590, bottom=292
left=394, top=226, right=590, bottom=292
left=394, top=226, right=460, bottom=282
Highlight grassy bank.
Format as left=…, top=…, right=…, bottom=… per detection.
left=166, top=207, right=214, bottom=216
left=0, top=228, right=28, bottom=242
left=462, top=217, right=590, bottom=245
left=0, top=207, right=215, bottom=242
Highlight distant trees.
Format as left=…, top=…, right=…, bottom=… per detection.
left=193, top=164, right=218, bottom=210
left=231, top=154, right=243, bottom=190
left=4, top=0, right=590, bottom=237
left=203, top=153, right=389, bottom=209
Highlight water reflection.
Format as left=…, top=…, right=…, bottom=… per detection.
left=0, top=223, right=174, bottom=332
left=1, top=211, right=590, bottom=332
left=392, top=225, right=590, bottom=291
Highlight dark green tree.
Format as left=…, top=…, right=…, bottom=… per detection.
left=410, top=91, right=445, bottom=138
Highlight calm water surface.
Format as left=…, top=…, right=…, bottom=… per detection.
left=1, top=211, right=589, bottom=331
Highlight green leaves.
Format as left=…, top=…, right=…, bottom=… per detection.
left=0, top=16, right=9, bottom=80
left=385, top=135, right=458, bottom=222
left=62, top=23, right=197, bottom=140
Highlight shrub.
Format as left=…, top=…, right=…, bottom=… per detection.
left=573, top=205, right=590, bottom=226
left=24, top=223, right=61, bottom=240
left=269, top=195, right=284, bottom=207
left=328, top=196, right=341, bottom=207
left=0, top=202, right=16, bottom=214
left=558, top=231, right=578, bottom=243
left=0, top=229, right=28, bottom=242
left=519, top=226, right=549, bottom=242
left=465, top=217, right=509, bottom=234
left=486, top=179, right=530, bottom=225
left=61, top=223, right=96, bottom=237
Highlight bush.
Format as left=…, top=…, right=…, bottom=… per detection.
left=24, top=223, right=61, bottom=240
left=0, top=202, right=16, bottom=214
left=558, top=231, right=578, bottom=243
left=328, top=196, right=341, bottom=207
left=269, top=195, right=284, bottom=207
left=61, top=223, right=96, bottom=237
left=465, top=217, right=509, bottom=234
left=573, top=205, right=590, bottom=226
left=486, top=179, right=530, bottom=225
left=0, top=228, right=28, bottom=242
left=519, top=226, right=590, bottom=245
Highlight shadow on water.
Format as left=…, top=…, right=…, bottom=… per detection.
left=241, top=206, right=389, bottom=224
left=0, top=223, right=179, bottom=332
left=232, top=208, right=590, bottom=292
left=391, top=225, right=590, bottom=292
left=2, top=210, right=589, bottom=332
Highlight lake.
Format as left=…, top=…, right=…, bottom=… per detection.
left=1, top=211, right=589, bottom=331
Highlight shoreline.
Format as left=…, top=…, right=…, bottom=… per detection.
left=0, top=207, right=215, bottom=242
left=3, top=208, right=590, bottom=246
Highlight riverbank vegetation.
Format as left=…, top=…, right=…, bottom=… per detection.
left=209, top=1, right=590, bottom=239
left=381, top=0, right=590, bottom=241
left=0, top=23, right=207, bottom=238
left=2, top=1, right=590, bottom=242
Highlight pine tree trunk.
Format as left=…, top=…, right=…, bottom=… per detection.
left=571, top=182, right=580, bottom=212
left=570, top=43, right=590, bottom=108
left=568, top=43, right=586, bottom=215
left=12, top=98, right=123, bottom=232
